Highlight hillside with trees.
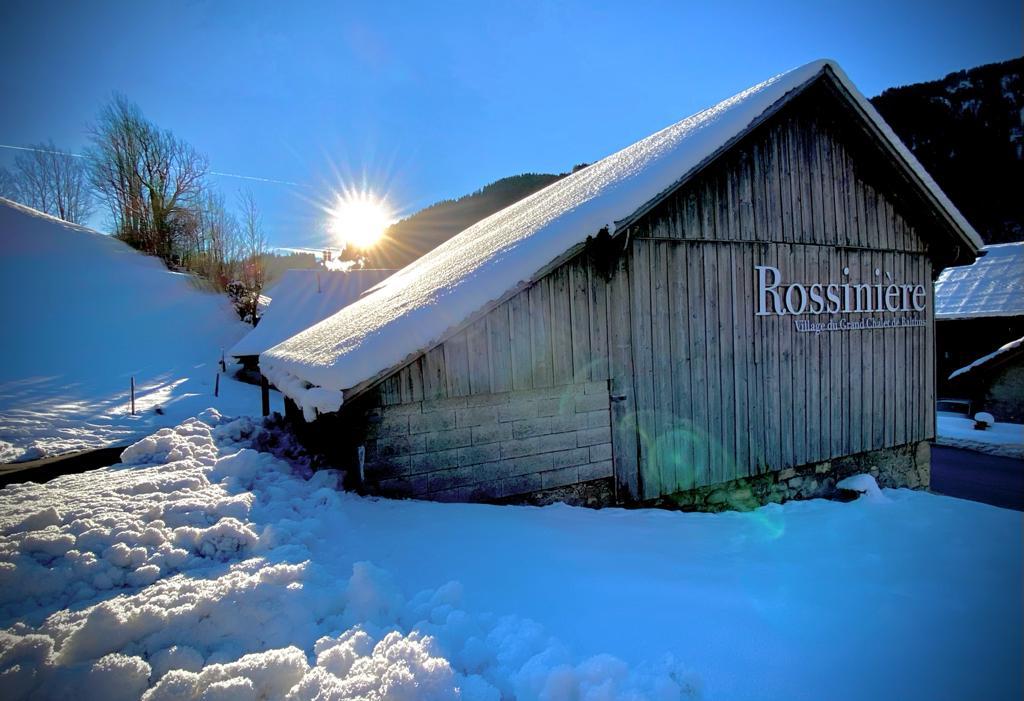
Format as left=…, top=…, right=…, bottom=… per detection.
left=1, top=95, right=270, bottom=325
left=357, top=172, right=572, bottom=268
left=871, top=57, right=1023, bottom=244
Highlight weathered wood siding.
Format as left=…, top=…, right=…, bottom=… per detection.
left=622, top=97, right=935, bottom=499
left=376, top=255, right=613, bottom=407
left=366, top=90, right=937, bottom=503
left=369, top=252, right=622, bottom=500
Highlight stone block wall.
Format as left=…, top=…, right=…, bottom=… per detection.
left=362, top=381, right=613, bottom=502
left=655, top=441, right=931, bottom=512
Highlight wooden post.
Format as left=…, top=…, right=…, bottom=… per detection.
left=130, top=376, right=135, bottom=416
left=261, top=375, right=270, bottom=417
left=214, top=372, right=220, bottom=397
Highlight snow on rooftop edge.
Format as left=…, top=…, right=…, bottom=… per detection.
left=260, top=59, right=983, bottom=416
left=949, top=335, right=1024, bottom=380
left=935, top=243, right=1024, bottom=320
left=229, top=269, right=395, bottom=358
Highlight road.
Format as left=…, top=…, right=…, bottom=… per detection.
left=931, top=445, right=1024, bottom=511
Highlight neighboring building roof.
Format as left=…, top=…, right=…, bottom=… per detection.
left=261, top=59, right=983, bottom=417
left=935, top=242, right=1024, bottom=320
left=949, top=335, right=1024, bottom=381
left=230, top=269, right=395, bottom=358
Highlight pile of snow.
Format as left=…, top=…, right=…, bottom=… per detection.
left=0, top=198, right=278, bottom=462
left=1, top=412, right=1020, bottom=700
left=937, top=413, right=1024, bottom=459
left=935, top=242, right=1024, bottom=319
left=0, top=410, right=698, bottom=700
left=229, top=269, right=395, bottom=358
left=836, top=473, right=890, bottom=502
left=261, top=58, right=981, bottom=418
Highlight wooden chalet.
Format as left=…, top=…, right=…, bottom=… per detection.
left=260, top=60, right=982, bottom=509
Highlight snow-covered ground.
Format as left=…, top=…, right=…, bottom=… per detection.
left=0, top=198, right=280, bottom=463
left=936, top=413, right=1024, bottom=459
left=0, top=412, right=1019, bottom=700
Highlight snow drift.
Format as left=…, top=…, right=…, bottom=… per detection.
left=0, top=198, right=257, bottom=461
left=0, top=411, right=700, bottom=700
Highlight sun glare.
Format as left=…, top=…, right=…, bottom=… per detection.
left=329, top=189, right=393, bottom=250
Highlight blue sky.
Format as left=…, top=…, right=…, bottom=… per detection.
left=0, top=0, right=1019, bottom=250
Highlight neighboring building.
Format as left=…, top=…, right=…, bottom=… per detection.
left=946, top=336, right=1024, bottom=423
left=231, top=269, right=394, bottom=370
left=934, top=242, right=1024, bottom=405
left=261, top=60, right=981, bottom=509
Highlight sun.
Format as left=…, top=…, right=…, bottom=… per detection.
left=328, top=189, right=393, bottom=250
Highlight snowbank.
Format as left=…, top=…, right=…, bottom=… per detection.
left=0, top=411, right=698, bottom=700
left=936, top=413, right=1024, bottom=459
left=0, top=412, right=1020, bottom=699
left=261, top=58, right=982, bottom=418
left=0, top=198, right=278, bottom=462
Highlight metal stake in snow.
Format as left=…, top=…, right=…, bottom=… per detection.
left=130, top=376, right=135, bottom=415
left=214, top=372, right=220, bottom=398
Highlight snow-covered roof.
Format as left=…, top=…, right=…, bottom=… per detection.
left=949, top=335, right=1024, bottom=380
left=935, top=243, right=1024, bottom=320
left=261, top=59, right=983, bottom=415
left=230, top=269, right=395, bottom=358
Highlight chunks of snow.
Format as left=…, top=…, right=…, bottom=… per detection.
left=0, top=411, right=1020, bottom=700
left=0, top=412, right=702, bottom=700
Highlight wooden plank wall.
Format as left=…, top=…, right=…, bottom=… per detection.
left=374, top=96, right=937, bottom=502
left=630, top=239, right=931, bottom=497
left=626, top=104, right=935, bottom=498
left=377, top=256, right=614, bottom=406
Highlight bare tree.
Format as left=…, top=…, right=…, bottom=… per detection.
left=232, top=189, right=268, bottom=324
left=0, top=167, right=21, bottom=202
left=0, top=141, right=94, bottom=223
left=186, top=190, right=239, bottom=286
left=239, top=191, right=267, bottom=283
left=86, top=95, right=207, bottom=262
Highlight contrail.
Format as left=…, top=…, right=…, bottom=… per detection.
left=0, top=143, right=82, bottom=157
left=208, top=170, right=307, bottom=188
left=0, top=143, right=307, bottom=189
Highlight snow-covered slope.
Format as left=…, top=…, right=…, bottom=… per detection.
left=0, top=198, right=271, bottom=461
left=935, top=242, right=1024, bottom=319
left=261, top=59, right=982, bottom=416
left=230, top=269, right=395, bottom=358
left=0, top=413, right=1019, bottom=700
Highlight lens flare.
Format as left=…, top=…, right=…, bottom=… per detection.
left=328, top=189, right=393, bottom=250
